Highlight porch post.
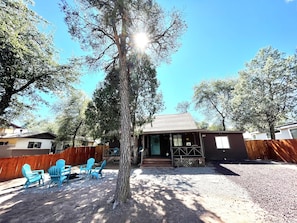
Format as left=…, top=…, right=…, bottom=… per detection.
left=199, top=132, right=205, bottom=158
left=140, top=135, right=145, bottom=165
left=170, top=133, right=173, bottom=166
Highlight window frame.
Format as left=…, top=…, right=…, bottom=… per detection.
left=290, top=128, right=297, bottom=139
left=215, top=136, right=230, bottom=149
left=173, top=134, right=183, bottom=147
left=28, top=141, right=42, bottom=149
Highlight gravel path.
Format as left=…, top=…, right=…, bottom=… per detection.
left=217, top=162, right=297, bottom=223
left=0, top=162, right=296, bottom=223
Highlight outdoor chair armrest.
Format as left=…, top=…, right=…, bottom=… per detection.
left=63, top=165, right=71, bottom=173
left=32, top=169, right=44, bottom=175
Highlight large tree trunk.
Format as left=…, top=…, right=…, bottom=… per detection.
left=113, top=5, right=132, bottom=204
left=72, top=120, right=82, bottom=147
left=269, top=122, right=276, bottom=140
left=114, top=58, right=132, bottom=206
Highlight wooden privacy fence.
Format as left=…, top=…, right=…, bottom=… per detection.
left=245, top=139, right=297, bottom=163
left=0, top=145, right=107, bottom=182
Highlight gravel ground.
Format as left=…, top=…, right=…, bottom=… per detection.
left=216, top=162, right=297, bottom=223
left=0, top=162, right=296, bottom=223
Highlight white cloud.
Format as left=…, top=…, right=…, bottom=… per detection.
left=285, top=0, right=295, bottom=3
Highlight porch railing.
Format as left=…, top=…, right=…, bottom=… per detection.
left=170, top=145, right=205, bottom=167
left=171, top=145, right=204, bottom=158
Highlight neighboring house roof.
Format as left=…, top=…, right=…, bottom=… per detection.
left=277, top=122, right=297, bottom=130
left=0, top=120, right=22, bottom=128
left=0, top=132, right=56, bottom=139
left=141, top=113, right=198, bottom=134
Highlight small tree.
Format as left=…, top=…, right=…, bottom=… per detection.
left=55, top=90, right=90, bottom=147
left=232, top=46, right=297, bottom=139
left=193, top=79, right=236, bottom=131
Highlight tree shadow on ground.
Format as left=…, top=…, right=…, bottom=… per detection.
left=0, top=169, right=224, bottom=223
left=211, top=159, right=278, bottom=176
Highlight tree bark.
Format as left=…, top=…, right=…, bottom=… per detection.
left=113, top=2, right=132, bottom=206
left=269, top=122, right=276, bottom=140
left=113, top=57, right=132, bottom=205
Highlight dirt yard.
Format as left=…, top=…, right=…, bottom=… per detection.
left=0, top=161, right=296, bottom=223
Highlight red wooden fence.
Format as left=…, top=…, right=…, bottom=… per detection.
left=0, top=146, right=106, bottom=182
left=245, top=139, right=297, bottom=164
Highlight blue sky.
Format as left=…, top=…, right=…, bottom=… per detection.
left=32, top=0, right=297, bottom=122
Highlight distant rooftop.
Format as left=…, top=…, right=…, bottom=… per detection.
left=141, top=113, right=198, bottom=134
left=0, top=132, right=56, bottom=139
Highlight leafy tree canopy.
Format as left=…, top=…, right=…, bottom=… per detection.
left=176, top=101, right=191, bottom=113
left=85, top=54, right=164, bottom=142
left=55, top=90, right=90, bottom=147
left=193, top=79, right=236, bottom=131
left=232, top=46, right=297, bottom=139
left=0, top=0, right=80, bottom=124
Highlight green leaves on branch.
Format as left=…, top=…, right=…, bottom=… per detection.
left=232, top=46, right=297, bottom=139
left=85, top=55, right=164, bottom=142
left=0, top=0, right=80, bottom=122
left=194, top=46, right=297, bottom=139
left=193, top=79, right=236, bottom=131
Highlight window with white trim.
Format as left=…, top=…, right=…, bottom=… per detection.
left=215, top=136, right=230, bottom=149
left=28, top=141, right=42, bottom=148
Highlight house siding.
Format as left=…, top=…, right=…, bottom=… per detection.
left=202, top=132, right=248, bottom=161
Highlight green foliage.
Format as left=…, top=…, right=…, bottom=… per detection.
left=232, top=46, right=297, bottom=139
left=55, top=90, right=90, bottom=147
left=21, top=115, right=58, bottom=133
left=193, top=79, right=236, bottom=131
left=0, top=0, right=80, bottom=123
left=176, top=101, right=191, bottom=113
left=196, top=121, right=209, bottom=130
left=61, top=0, right=186, bottom=69
left=61, top=0, right=185, bottom=204
left=85, top=69, right=121, bottom=142
left=85, top=55, right=164, bottom=142
left=129, top=55, right=164, bottom=129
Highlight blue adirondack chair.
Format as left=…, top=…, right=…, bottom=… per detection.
left=91, top=160, right=107, bottom=179
left=80, top=158, right=95, bottom=175
left=21, top=164, right=44, bottom=189
left=48, top=165, right=68, bottom=188
left=55, top=159, right=71, bottom=180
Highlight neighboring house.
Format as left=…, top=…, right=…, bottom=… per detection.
left=0, top=132, right=56, bottom=158
left=0, top=123, right=27, bottom=136
left=137, top=113, right=247, bottom=167
left=247, top=122, right=297, bottom=140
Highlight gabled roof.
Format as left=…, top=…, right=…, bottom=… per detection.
left=141, top=113, right=198, bottom=134
left=277, top=122, right=297, bottom=130
left=0, top=132, right=56, bottom=139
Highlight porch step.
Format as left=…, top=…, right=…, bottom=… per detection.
left=141, top=158, right=172, bottom=168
